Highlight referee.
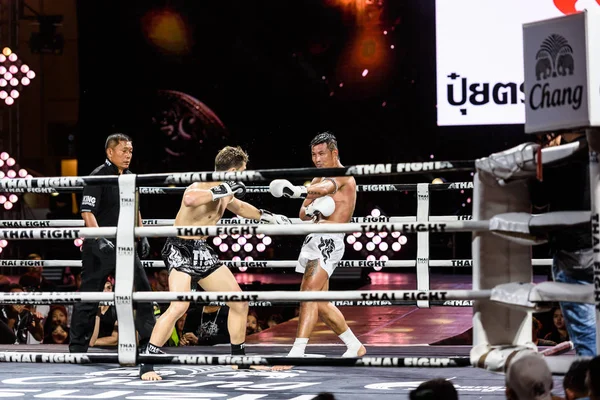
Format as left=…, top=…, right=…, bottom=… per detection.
left=69, top=133, right=155, bottom=353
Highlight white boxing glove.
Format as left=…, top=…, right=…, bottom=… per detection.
left=259, top=209, right=292, bottom=224
left=305, top=196, right=335, bottom=218
left=269, top=179, right=307, bottom=199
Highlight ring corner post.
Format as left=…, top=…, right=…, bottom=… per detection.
left=115, top=173, right=138, bottom=366
left=416, top=183, right=430, bottom=309
left=586, top=128, right=600, bottom=356
left=472, top=171, right=532, bottom=351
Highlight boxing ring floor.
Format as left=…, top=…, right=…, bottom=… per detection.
left=0, top=273, right=569, bottom=399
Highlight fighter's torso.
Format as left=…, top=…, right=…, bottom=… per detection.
left=174, top=182, right=230, bottom=239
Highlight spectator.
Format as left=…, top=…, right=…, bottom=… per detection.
left=43, top=323, right=70, bottom=344
left=246, top=310, right=262, bottom=335
left=505, top=353, right=553, bottom=400
left=587, top=356, right=600, bottom=400
left=545, top=307, right=570, bottom=344
left=530, top=132, right=596, bottom=356
left=312, top=394, right=336, bottom=400
left=43, top=305, right=69, bottom=333
left=563, top=359, right=590, bottom=400
left=18, top=273, right=50, bottom=344
left=181, top=305, right=230, bottom=346
left=409, top=378, right=458, bottom=400
left=0, top=283, right=44, bottom=344
left=267, top=313, right=283, bottom=329
left=25, top=253, right=56, bottom=291
left=533, top=316, right=558, bottom=347
left=151, top=268, right=169, bottom=292
left=89, top=279, right=118, bottom=347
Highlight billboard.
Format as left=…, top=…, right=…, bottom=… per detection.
left=435, top=0, right=600, bottom=126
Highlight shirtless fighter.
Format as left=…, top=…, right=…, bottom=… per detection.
left=269, top=132, right=366, bottom=359
left=141, top=146, right=291, bottom=380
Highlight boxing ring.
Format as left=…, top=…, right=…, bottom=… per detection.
left=0, top=156, right=592, bottom=399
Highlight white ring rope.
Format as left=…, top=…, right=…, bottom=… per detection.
left=0, top=259, right=554, bottom=268
left=0, top=161, right=475, bottom=189
left=0, top=221, right=489, bottom=240
left=1, top=181, right=474, bottom=195
left=0, top=289, right=491, bottom=304
left=0, top=215, right=474, bottom=228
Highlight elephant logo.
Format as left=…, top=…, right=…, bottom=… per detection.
left=535, top=34, right=574, bottom=81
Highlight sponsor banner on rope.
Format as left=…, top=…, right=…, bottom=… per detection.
left=0, top=221, right=54, bottom=227
left=360, top=223, right=447, bottom=234
left=436, top=0, right=599, bottom=126
left=0, top=229, right=82, bottom=240
left=592, top=212, right=600, bottom=311
left=176, top=293, right=260, bottom=302
left=164, top=171, right=266, bottom=184
left=0, top=292, right=81, bottom=304
left=0, top=177, right=85, bottom=190
left=0, top=260, right=47, bottom=267
left=523, top=11, right=599, bottom=133
left=347, top=162, right=456, bottom=176
left=361, top=291, right=449, bottom=301
left=0, top=187, right=61, bottom=194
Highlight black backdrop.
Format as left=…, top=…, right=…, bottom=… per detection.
left=74, top=0, right=530, bottom=263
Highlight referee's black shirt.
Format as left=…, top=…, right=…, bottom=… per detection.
left=80, top=159, right=132, bottom=227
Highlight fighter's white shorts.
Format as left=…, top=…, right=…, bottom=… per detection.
left=295, top=233, right=345, bottom=277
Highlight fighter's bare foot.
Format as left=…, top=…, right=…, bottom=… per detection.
left=342, top=345, right=367, bottom=358
left=357, top=345, right=367, bottom=357
left=270, top=365, right=294, bottom=371
left=230, top=365, right=270, bottom=370
left=141, top=371, right=162, bottom=381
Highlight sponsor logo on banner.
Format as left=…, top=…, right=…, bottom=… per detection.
left=529, top=34, right=582, bottom=111
left=0, top=221, right=51, bottom=227
left=120, top=197, right=134, bottom=206
left=117, top=246, right=134, bottom=256
left=523, top=11, right=589, bottom=132
left=138, top=187, right=166, bottom=195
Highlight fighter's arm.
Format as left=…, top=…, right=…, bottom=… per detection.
left=183, top=181, right=246, bottom=208
left=181, top=183, right=216, bottom=208
left=227, top=199, right=292, bottom=224
left=299, top=178, right=321, bottom=220
left=305, top=177, right=341, bottom=199
left=226, top=198, right=262, bottom=220
left=299, top=177, right=343, bottom=220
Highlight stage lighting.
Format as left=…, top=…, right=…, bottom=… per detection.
left=0, top=48, right=36, bottom=106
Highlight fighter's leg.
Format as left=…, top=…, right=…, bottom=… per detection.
left=141, top=269, right=191, bottom=381
left=287, top=259, right=329, bottom=357
left=198, top=265, right=248, bottom=351
left=317, top=280, right=366, bottom=357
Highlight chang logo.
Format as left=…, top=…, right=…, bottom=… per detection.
left=535, top=34, right=574, bottom=80
left=529, top=34, right=583, bottom=111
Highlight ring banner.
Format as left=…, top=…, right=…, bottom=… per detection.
left=0, top=352, right=472, bottom=367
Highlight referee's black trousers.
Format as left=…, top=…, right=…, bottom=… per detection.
left=69, top=239, right=155, bottom=353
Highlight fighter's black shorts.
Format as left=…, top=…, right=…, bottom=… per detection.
left=161, top=237, right=221, bottom=281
